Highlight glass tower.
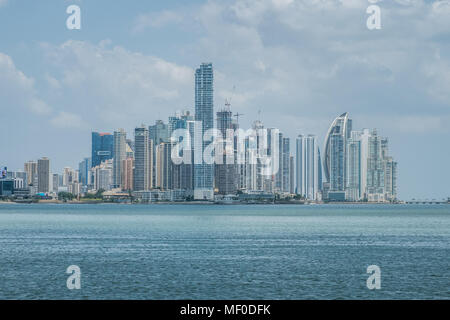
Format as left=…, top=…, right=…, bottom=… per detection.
left=134, top=126, right=150, bottom=191
left=194, top=63, right=214, bottom=200
left=92, top=132, right=113, bottom=168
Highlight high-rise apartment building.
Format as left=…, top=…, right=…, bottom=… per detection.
left=37, top=157, right=50, bottom=193
left=169, top=111, right=195, bottom=194
left=113, top=129, right=127, bottom=189
left=296, top=135, right=321, bottom=200
left=194, top=63, right=214, bottom=200
left=282, top=137, right=291, bottom=193
left=91, top=159, right=113, bottom=191
left=346, top=132, right=362, bottom=201
left=215, top=104, right=237, bottom=195
left=366, top=129, right=385, bottom=201
left=52, top=173, right=59, bottom=193
left=78, top=157, right=91, bottom=186
left=156, top=142, right=173, bottom=190
left=134, top=126, right=151, bottom=191
left=24, top=161, right=37, bottom=186
left=384, top=157, right=398, bottom=202
left=289, top=155, right=295, bottom=194
left=324, top=113, right=352, bottom=201
left=121, top=157, right=134, bottom=191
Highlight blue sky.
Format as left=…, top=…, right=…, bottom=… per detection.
left=0, top=0, right=449, bottom=200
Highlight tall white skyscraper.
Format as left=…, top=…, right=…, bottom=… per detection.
left=296, top=135, right=321, bottom=200
left=346, top=132, right=362, bottom=201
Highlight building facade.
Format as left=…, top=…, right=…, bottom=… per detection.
left=92, top=132, right=114, bottom=168
left=194, top=63, right=214, bottom=200
left=113, top=129, right=127, bottom=189
left=37, top=157, right=50, bottom=193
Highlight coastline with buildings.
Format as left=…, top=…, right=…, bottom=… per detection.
left=1, top=62, right=444, bottom=206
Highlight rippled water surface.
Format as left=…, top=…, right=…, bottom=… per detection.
left=0, top=204, right=448, bottom=299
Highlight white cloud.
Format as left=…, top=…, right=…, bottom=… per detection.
left=40, top=40, right=194, bottom=130
left=133, top=10, right=184, bottom=33
left=50, top=111, right=85, bottom=129
left=0, top=52, right=51, bottom=115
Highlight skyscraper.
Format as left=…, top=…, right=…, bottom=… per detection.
left=92, top=132, right=114, bottom=168
left=215, top=103, right=237, bottom=195
left=289, top=155, right=295, bottom=194
left=169, top=111, right=195, bottom=194
left=37, top=157, right=50, bottom=193
left=384, top=157, right=398, bottom=202
left=282, top=137, right=291, bottom=193
left=275, top=132, right=284, bottom=193
left=324, top=112, right=352, bottom=201
left=296, top=135, right=321, bottom=200
left=156, top=142, right=173, bottom=190
left=134, top=126, right=151, bottom=191
left=113, top=129, right=127, bottom=189
left=194, top=63, right=214, bottom=200
left=295, top=136, right=304, bottom=195
left=366, top=129, right=387, bottom=202
left=149, top=120, right=169, bottom=145
left=24, top=161, right=37, bottom=186
left=121, top=157, right=134, bottom=191
left=78, top=157, right=91, bottom=186
left=149, top=120, right=169, bottom=187
left=91, top=159, right=113, bottom=191
left=52, top=173, right=59, bottom=193
left=264, top=127, right=280, bottom=194
left=346, top=132, right=362, bottom=201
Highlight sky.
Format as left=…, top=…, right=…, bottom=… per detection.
left=0, top=0, right=449, bottom=200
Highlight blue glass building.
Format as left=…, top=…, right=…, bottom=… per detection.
left=92, top=132, right=114, bottom=168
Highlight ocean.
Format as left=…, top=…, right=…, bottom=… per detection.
left=0, top=203, right=448, bottom=300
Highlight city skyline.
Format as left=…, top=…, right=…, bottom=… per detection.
left=2, top=70, right=401, bottom=203
left=0, top=90, right=419, bottom=201
left=1, top=1, right=449, bottom=200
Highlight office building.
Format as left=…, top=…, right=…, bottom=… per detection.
left=92, top=132, right=114, bottom=168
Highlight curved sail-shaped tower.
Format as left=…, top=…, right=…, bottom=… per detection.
left=323, top=113, right=352, bottom=186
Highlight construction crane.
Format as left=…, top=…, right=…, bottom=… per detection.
left=225, top=98, right=232, bottom=111
left=234, top=112, right=244, bottom=124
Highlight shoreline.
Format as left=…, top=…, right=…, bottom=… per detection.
left=1, top=200, right=445, bottom=205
